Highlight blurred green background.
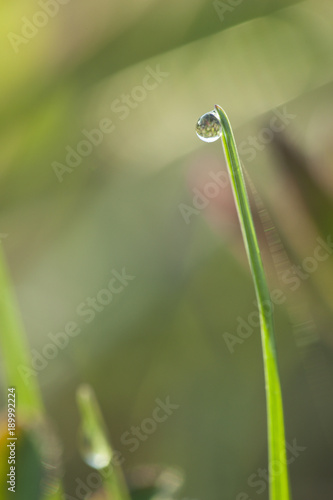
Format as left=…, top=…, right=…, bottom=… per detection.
left=1, top=0, right=333, bottom=498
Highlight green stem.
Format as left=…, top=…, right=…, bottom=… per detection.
left=0, top=244, right=64, bottom=499
left=102, top=464, right=131, bottom=500
left=77, top=384, right=131, bottom=500
left=0, top=244, right=43, bottom=418
left=215, top=105, right=291, bottom=500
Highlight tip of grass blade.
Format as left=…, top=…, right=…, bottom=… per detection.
left=214, top=105, right=231, bottom=132
left=212, top=103, right=291, bottom=500
left=76, top=384, right=131, bottom=500
left=76, top=384, right=113, bottom=471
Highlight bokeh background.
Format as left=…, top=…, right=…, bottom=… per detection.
left=1, top=0, right=333, bottom=499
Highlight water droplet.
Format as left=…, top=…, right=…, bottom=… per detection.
left=79, top=431, right=112, bottom=470
left=195, top=110, right=222, bottom=143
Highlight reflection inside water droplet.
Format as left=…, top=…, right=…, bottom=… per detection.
left=79, top=430, right=112, bottom=470
left=195, top=110, right=222, bottom=142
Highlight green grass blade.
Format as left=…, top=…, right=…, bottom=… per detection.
left=0, top=244, right=43, bottom=418
left=214, top=105, right=291, bottom=500
left=0, top=244, right=64, bottom=500
left=77, top=384, right=131, bottom=500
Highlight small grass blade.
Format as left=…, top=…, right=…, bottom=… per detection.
left=77, top=384, right=131, bottom=500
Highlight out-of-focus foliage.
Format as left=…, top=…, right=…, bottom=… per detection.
left=1, top=0, right=333, bottom=499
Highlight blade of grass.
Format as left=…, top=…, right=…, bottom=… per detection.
left=0, top=244, right=64, bottom=500
left=0, top=244, right=43, bottom=417
left=77, top=384, right=131, bottom=500
left=214, top=105, right=291, bottom=500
